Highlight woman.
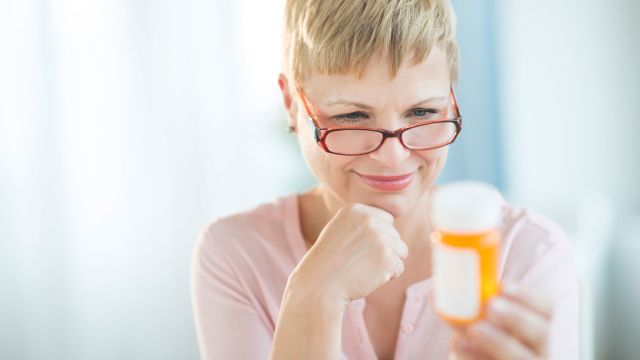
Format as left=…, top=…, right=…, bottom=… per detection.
left=191, top=0, right=579, bottom=359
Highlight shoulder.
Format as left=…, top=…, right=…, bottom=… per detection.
left=192, top=194, right=302, bottom=281
left=198, top=196, right=289, bottom=246
left=500, top=202, right=577, bottom=293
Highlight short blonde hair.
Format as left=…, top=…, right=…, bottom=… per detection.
left=282, top=0, right=459, bottom=83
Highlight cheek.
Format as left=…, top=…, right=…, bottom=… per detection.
left=417, top=146, right=448, bottom=164
left=298, top=135, right=353, bottom=183
left=416, top=147, right=448, bottom=181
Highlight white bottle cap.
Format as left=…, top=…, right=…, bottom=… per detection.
left=430, top=181, right=503, bottom=233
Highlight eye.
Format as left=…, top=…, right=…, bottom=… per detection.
left=333, top=111, right=369, bottom=124
left=411, top=108, right=439, bottom=117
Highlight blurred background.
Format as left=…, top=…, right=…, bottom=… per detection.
left=1, top=0, right=638, bottom=359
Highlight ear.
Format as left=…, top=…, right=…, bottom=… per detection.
left=277, top=73, right=298, bottom=132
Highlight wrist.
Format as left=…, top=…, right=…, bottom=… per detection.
left=271, top=273, right=345, bottom=360
left=284, top=272, right=348, bottom=314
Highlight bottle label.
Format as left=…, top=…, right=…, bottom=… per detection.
left=433, top=242, right=480, bottom=319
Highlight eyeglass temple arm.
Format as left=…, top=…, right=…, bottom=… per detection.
left=295, top=85, right=323, bottom=142
left=450, top=86, right=462, bottom=120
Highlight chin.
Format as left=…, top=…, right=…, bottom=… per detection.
left=358, top=192, right=418, bottom=218
left=337, top=176, right=426, bottom=217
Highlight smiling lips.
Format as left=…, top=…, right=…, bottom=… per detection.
left=357, top=172, right=415, bottom=192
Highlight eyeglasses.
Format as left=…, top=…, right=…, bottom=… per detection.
left=295, top=85, right=463, bottom=156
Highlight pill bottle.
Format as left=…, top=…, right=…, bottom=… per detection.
left=430, top=181, right=503, bottom=327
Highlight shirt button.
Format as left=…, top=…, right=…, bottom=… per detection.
left=401, top=323, right=415, bottom=335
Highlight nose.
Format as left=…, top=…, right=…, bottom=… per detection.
left=367, top=136, right=411, bottom=167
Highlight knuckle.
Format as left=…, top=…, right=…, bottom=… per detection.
left=379, top=251, right=395, bottom=267
left=383, top=247, right=396, bottom=260
left=341, top=203, right=361, bottom=217
left=350, top=203, right=368, bottom=215
left=382, top=256, right=395, bottom=270
left=364, top=216, right=378, bottom=229
left=398, top=240, right=409, bottom=257
left=351, top=202, right=366, bottom=210
left=374, top=240, right=389, bottom=256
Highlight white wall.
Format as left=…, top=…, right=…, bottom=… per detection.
left=0, top=0, right=298, bottom=358
left=494, top=0, right=640, bottom=358
left=496, top=0, right=639, bottom=223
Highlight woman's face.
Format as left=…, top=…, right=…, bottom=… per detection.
left=280, top=46, right=452, bottom=218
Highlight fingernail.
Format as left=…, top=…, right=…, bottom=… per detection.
left=471, top=322, right=494, bottom=337
left=489, top=297, right=508, bottom=315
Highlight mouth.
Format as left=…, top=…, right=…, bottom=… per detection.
left=355, top=172, right=415, bottom=192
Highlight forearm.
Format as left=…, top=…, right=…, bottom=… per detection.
left=269, top=279, right=346, bottom=360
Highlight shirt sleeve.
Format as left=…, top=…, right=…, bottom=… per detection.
left=190, top=225, right=273, bottom=360
left=518, top=226, right=580, bottom=360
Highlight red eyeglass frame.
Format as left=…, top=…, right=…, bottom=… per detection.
left=294, top=85, right=464, bottom=156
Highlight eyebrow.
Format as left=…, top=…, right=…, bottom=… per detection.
left=322, top=96, right=449, bottom=110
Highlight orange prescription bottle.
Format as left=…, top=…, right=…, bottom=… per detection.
left=430, top=181, right=503, bottom=327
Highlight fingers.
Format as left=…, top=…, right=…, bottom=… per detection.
left=340, top=203, right=408, bottom=282
left=354, top=203, right=395, bottom=223
left=450, top=347, right=489, bottom=360
left=466, top=321, right=537, bottom=360
left=349, top=203, right=409, bottom=259
left=450, top=334, right=490, bottom=360
left=451, top=288, right=553, bottom=359
left=501, top=282, right=553, bottom=320
left=485, top=296, right=549, bottom=353
left=389, top=254, right=405, bottom=279
left=364, top=206, right=408, bottom=259
left=390, top=236, right=409, bottom=259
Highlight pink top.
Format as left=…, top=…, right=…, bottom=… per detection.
left=191, top=193, right=579, bottom=359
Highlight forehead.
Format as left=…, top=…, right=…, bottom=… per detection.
left=301, top=46, right=451, bottom=104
